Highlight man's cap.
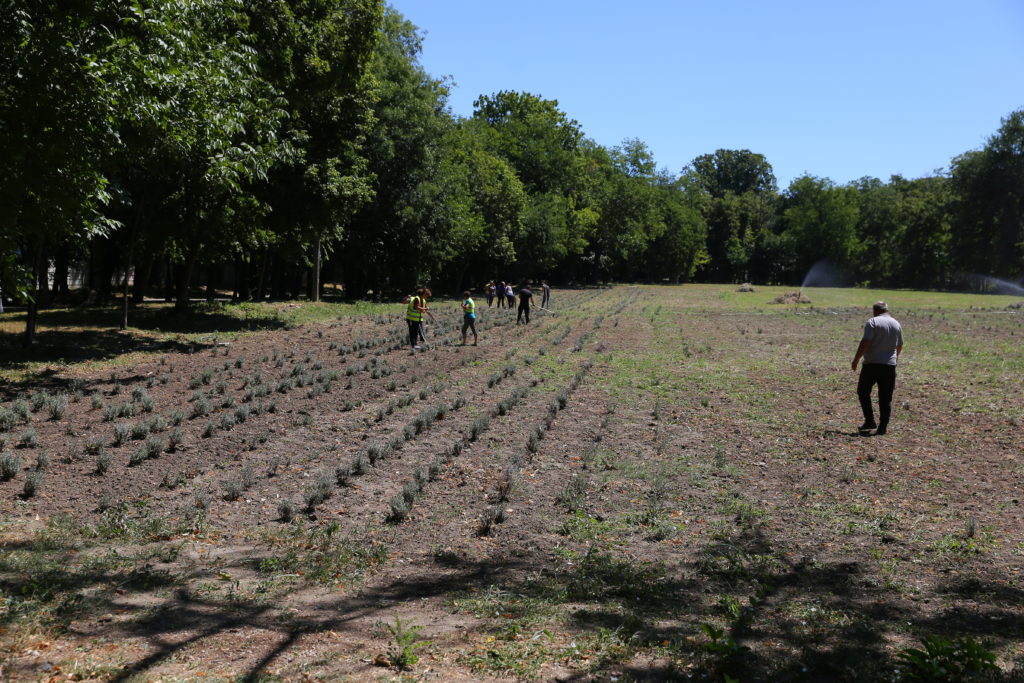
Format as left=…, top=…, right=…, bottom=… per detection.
left=873, top=301, right=888, bottom=312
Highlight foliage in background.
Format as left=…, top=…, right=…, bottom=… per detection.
left=2, top=0, right=1023, bottom=349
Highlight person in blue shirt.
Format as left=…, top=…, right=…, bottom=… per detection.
left=461, top=291, right=478, bottom=346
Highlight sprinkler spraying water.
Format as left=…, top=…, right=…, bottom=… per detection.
left=970, top=274, right=1024, bottom=296
left=799, top=260, right=850, bottom=296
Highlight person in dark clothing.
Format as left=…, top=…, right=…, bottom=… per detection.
left=496, top=281, right=506, bottom=308
left=851, top=301, right=904, bottom=435
left=517, top=284, right=533, bottom=324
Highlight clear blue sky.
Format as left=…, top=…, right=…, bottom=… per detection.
left=386, top=0, right=1024, bottom=188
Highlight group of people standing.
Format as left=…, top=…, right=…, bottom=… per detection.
left=405, top=281, right=552, bottom=351
left=486, top=281, right=515, bottom=309
left=484, top=280, right=550, bottom=325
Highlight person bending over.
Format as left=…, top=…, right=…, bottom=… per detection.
left=517, top=284, right=533, bottom=324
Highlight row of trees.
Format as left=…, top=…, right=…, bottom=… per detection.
left=3, top=1, right=1023, bottom=346
left=691, top=123, right=1024, bottom=290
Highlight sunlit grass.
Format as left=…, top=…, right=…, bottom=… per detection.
left=647, top=283, right=1024, bottom=311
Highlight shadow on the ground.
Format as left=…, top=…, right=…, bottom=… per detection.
left=0, top=303, right=292, bottom=389
left=4, top=508, right=1021, bottom=681
left=52, top=543, right=1020, bottom=681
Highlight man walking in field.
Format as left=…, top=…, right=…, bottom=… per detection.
left=541, top=280, right=551, bottom=309
left=851, top=301, right=904, bottom=435
left=517, top=283, right=533, bottom=324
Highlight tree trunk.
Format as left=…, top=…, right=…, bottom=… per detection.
left=164, top=257, right=174, bottom=302
left=24, top=296, right=37, bottom=348
left=121, top=265, right=131, bottom=330
left=270, top=255, right=285, bottom=299
left=121, top=227, right=136, bottom=330
left=239, top=257, right=252, bottom=301
left=175, top=250, right=199, bottom=311
left=37, top=253, right=50, bottom=295
left=311, top=238, right=322, bottom=302
left=133, top=257, right=153, bottom=303
left=256, top=248, right=269, bottom=301
left=23, top=252, right=43, bottom=348
left=53, top=244, right=70, bottom=297
left=206, top=263, right=219, bottom=301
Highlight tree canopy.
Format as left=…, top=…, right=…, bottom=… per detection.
left=2, top=1, right=1021, bottom=345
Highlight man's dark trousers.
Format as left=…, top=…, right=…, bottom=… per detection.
left=858, top=363, right=896, bottom=427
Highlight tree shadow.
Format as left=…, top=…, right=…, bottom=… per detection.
left=102, top=555, right=537, bottom=682
left=5, top=516, right=1022, bottom=682
left=0, top=303, right=291, bottom=387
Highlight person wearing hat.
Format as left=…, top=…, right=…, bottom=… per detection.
left=851, top=301, right=904, bottom=435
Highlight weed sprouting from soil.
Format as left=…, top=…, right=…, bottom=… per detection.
left=258, top=521, right=387, bottom=585
left=385, top=615, right=431, bottom=671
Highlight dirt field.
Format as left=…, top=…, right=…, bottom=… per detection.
left=1, top=285, right=1022, bottom=681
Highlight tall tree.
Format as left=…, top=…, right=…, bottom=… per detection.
left=470, top=91, right=583, bottom=195
left=468, top=91, right=595, bottom=282
left=686, top=148, right=777, bottom=199
left=247, top=0, right=383, bottom=301
left=339, top=7, right=464, bottom=296
left=110, top=0, right=289, bottom=316
left=643, top=172, right=708, bottom=283
left=683, top=149, right=778, bottom=282
left=851, top=175, right=952, bottom=288
left=0, top=2, right=123, bottom=344
left=779, top=175, right=860, bottom=284
left=950, top=109, right=1024, bottom=281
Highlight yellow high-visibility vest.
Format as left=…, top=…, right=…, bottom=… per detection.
left=407, top=295, right=423, bottom=322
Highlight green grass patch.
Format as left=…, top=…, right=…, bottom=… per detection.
left=257, top=520, right=389, bottom=586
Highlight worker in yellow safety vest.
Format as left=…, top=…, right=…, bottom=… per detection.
left=406, top=288, right=432, bottom=350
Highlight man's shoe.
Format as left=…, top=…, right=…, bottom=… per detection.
left=876, top=425, right=887, bottom=435
left=859, top=421, right=877, bottom=431
left=413, top=345, right=421, bottom=350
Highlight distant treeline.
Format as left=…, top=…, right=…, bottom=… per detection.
left=3, top=1, right=1023, bottom=344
